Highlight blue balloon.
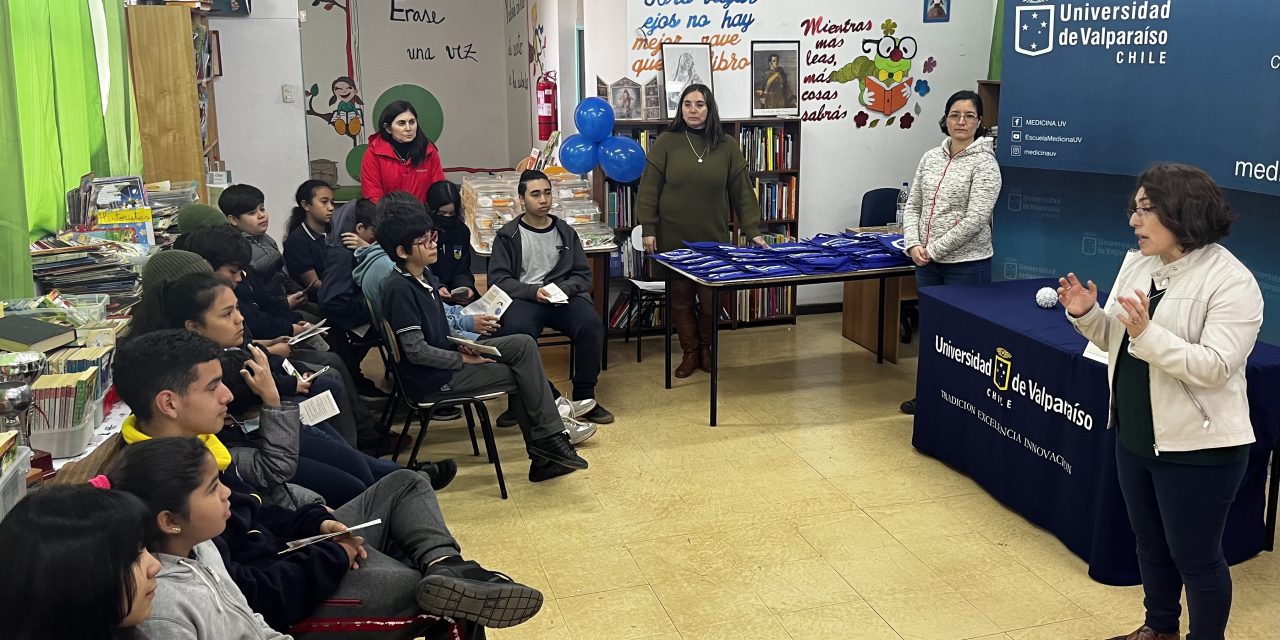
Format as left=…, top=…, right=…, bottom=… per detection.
left=598, top=136, right=646, bottom=183
left=574, top=97, right=616, bottom=143
left=558, top=134, right=599, bottom=175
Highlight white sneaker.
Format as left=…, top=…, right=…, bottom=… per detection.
left=556, top=396, right=597, bottom=420
left=562, top=416, right=597, bottom=445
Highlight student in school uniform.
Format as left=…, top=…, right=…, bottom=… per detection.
left=283, top=180, right=335, bottom=294
left=487, top=170, right=615, bottom=425
left=424, top=180, right=477, bottom=304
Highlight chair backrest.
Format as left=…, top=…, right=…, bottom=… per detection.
left=380, top=317, right=404, bottom=365
left=860, top=187, right=903, bottom=227
left=629, top=226, right=646, bottom=254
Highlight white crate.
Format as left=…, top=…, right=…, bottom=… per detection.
left=0, top=446, right=32, bottom=522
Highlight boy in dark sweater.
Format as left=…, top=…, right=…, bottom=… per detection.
left=106, top=329, right=543, bottom=635
left=378, top=210, right=591, bottom=481
left=488, top=170, right=614, bottom=424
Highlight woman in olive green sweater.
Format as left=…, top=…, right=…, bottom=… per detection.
left=636, top=84, right=766, bottom=378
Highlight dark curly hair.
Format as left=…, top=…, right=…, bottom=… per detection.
left=1134, top=163, right=1235, bottom=252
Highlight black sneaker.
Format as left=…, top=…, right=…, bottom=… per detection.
left=527, top=432, right=588, bottom=470
left=580, top=403, right=614, bottom=425
left=413, top=458, right=458, bottom=491
left=431, top=405, right=464, bottom=421
left=529, top=459, right=578, bottom=482
left=418, top=556, right=543, bottom=628
left=495, top=408, right=519, bottom=428
left=900, top=398, right=916, bottom=415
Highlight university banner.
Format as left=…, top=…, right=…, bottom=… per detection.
left=998, top=0, right=1280, bottom=197
left=911, top=280, right=1277, bottom=585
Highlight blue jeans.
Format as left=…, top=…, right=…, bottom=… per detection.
left=1115, top=442, right=1247, bottom=640
left=914, top=257, right=992, bottom=288
left=293, top=422, right=402, bottom=506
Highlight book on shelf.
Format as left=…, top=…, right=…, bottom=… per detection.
left=0, top=316, right=77, bottom=353
left=738, top=125, right=794, bottom=173
left=31, top=367, right=100, bottom=432
left=608, top=291, right=665, bottom=330
left=752, top=176, right=799, bottom=221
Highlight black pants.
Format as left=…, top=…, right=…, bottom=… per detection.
left=495, top=297, right=603, bottom=400
left=1114, top=442, right=1247, bottom=640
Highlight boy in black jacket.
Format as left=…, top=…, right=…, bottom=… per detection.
left=109, top=329, right=543, bottom=635
left=378, top=210, right=591, bottom=482
left=488, top=170, right=614, bottom=424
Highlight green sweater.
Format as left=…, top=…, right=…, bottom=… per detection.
left=635, top=130, right=764, bottom=253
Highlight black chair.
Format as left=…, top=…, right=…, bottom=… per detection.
left=379, top=316, right=511, bottom=499
left=622, top=226, right=665, bottom=362
left=859, top=187, right=903, bottom=227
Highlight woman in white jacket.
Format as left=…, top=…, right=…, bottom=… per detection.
left=1058, top=164, right=1263, bottom=640
left=900, top=89, right=1003, bottom=414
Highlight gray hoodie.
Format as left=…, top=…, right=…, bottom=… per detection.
left=139, top=541, right=291, bottom=640
left=902, top=136, right=1002, bottom=263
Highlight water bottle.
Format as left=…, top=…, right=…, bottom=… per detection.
left=894, top=182, right=909, bottom=228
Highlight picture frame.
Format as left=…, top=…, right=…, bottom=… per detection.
left=924, top=0, right=951, bottom=23
left=660, top=42, right=712, bottom=120
left=209, top=31, right=223, bottom=78
left=643, top=76, right=661, bottom=121
left=750, top=41, right=800, bottom=118
left=608, top=77, right=642, bottom=121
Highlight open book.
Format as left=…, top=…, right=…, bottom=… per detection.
left=278, top=519, right=382, bottom=555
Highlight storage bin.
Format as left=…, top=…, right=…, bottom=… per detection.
left=0, top=446, right=32, bottom=521
left=2, top=294, right=110, bottom=327
left=29, top=393, right=101, bottom=459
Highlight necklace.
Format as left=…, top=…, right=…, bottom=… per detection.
left=684, top=132, right=707, bottom=163
left=393, top=148, right=411, bottom=165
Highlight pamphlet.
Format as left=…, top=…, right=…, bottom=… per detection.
left=542, top=283, right=569, bottom=304
left=289, top=319, right=330, bottom=345
left=299, top=390, right=341, bottom=427
left=448, top=336, right=502, bottom=357
left=462, top=287, right=512, bottom=318
left=278, top=519, right=383, bottom=555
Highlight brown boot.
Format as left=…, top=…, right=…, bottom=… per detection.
left=696, top=288, right=715, bottom=373
left=1106, top=625, right=1180, bottom=640
left=671, top=281, right=701, bottom=378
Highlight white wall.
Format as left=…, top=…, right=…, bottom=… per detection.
left=585, top=0, right=997, bottom=304
left=209, top=2, right=310, bottom=244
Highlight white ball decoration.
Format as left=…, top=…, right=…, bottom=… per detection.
left=1035, top=287, right=1059, bottom=309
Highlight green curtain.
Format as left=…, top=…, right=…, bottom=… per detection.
left=989, top=0, right=1005, bottom=81
left=0, top=0, right=142, bottom=299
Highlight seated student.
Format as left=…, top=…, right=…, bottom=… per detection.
left=143, top=267, right=375, bottom=450
left=105, top=332, right=543, bottom=633
left=106, top=439, right=290, bottom=640
left=424, top=181, right=477, bottom=304
left=219, top=183, right=293, bottom=288
left=378, top=210, right=594, bottom=480
left=218, top=346, right=456, bottom=504
left=184, top=224, right=305, bottom=345
left=489, top=170, right=614, bottom=424
left=284, top=180, right=335, bottom=293
left=361, top=193, right=596, bottom=429
left=130, top=249, right=226, bottom=338
left=0, top=485, right=162, bottom=640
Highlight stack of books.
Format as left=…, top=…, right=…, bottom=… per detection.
left=29, top=236, right=141, bottom=296
left=45, top=347, right=114, bottom=399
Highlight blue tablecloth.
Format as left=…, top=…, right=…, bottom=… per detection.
left=911, top=279, right=1280, bottom=585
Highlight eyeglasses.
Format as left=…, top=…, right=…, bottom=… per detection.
left=412, top=231, right=439, bottom=247
left=1127, top=205, right=1157, bottom=218
left=947, top=113, right=979, bottom=122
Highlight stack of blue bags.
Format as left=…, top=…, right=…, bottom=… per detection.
left=654, top=231, right=911, bottom=282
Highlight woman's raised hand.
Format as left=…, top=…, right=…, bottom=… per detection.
left=1057, top=273, right=1098, bottom=318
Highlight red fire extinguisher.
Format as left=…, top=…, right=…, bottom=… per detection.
left=536, top=71, right=558, bottom=141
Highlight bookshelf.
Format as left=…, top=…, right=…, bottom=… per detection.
left=594, top=118, right=802, bottom=330
left=126, top=5, right=220, bottom=202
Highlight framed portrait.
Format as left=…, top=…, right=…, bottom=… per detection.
left=609, top=78, right=642, bottom=121
left=642, top=77, right=661, bottom=121
left=924, top=0, right=951, bottom=23
left=750, top=41, right=800, bottom=117
left=660, top=42, right=712, bottom=120
left=596, top=76, right=609, bottom=100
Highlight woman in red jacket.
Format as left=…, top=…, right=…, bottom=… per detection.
left=360, top=100, right=445, bottom=203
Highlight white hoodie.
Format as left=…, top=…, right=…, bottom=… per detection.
left=902, top=136, right=1002, bottom=264
left=138, top=541, right=291, bottom=640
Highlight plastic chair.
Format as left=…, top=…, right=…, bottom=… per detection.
left=859, top=187, right=903, bottom=227
left=623, top=226, right=666, bottom=363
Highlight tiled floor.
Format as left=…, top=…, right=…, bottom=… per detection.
left=396, top=314, right=1279, bottom=640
